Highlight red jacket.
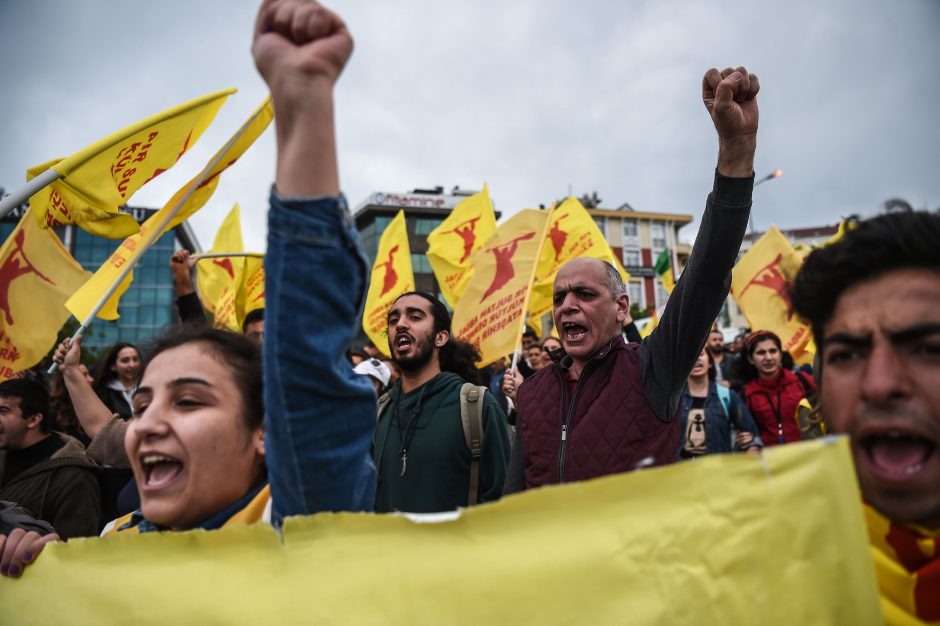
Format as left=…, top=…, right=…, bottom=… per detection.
left=744, top=369, right=816, bottom=446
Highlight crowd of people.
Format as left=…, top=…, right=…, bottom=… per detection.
left=0, top=1, right=937, bottom=623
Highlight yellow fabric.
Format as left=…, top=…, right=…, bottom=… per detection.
left=528, top=197, right=629, bottom=318
left=27, top=89, right=234, bottom=239
left=196, top=204, right=244, bottom=314
left=452, top=209, right=550, bottom=366
left=214, top=257, right=264, bottom=332
left=65, top=97, right=274, bottom=322
left=2, top=438, right=881, bottom=624
left=660, top=267, right=675, bottom=293
left=362, top=210, right=414, bottom=357
left=103, top=485, right=271, bottom=536
left=865, top=504, right=940, bottom=625
left=426, top=184, right=497, bottom=308
left=0, top=211, right=91, bottom=378
left=731, top=225, right=814, bottom=362
left=639, top=309, right=659, bottom=339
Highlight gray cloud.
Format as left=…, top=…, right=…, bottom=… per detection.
left=2, top=0, right=938, bottom=252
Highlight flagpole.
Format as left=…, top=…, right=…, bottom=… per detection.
left=193, top=252, right=264, bottom=261
left=48, top=102, right=270, bottom=375
left=0, top=169, right=61, bottom=220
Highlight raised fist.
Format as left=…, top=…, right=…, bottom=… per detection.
left=702, top=66, right=760, bottom=141
left=252, top=0, right=353, bottom=89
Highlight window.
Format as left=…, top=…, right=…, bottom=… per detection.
left=622, top=248, right=641, bottom=267
left=650, top=222, right=667, bottom=251
left=594, top=217, right=606, bottom=238
left=621, top=219, right=638, bottom=240
left=655, top=281, right=669, bottom=307
left=628, top=281, right=644, bottom=308
left=411, top=254, right=432, bottom=274
left=415, top=218, right=441, bottom=236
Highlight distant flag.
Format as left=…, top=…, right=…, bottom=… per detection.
left=196, top=204, right=244, bottom=314
left=25, top=88, right=235, bottom=239
left=214, top=257, right=264, bottom=332
left=452, top=209, right=550, bottom=366
left=65, top=97, right=274, bottom=322
left=731, top=226, right=813, bottom=361
left=362, top=211, right=414, bottom=356
left=653, top=248, right=675, bottom=294
left=426, top=184, right=497, bottom=308
left=528, top=197, right=629, bottom=318
left=0, top=212, right=91, bottom=379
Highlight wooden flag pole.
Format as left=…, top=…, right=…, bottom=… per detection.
left=193, top=252, right=264, bottom=261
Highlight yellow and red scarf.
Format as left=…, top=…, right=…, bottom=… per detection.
left=865, top=504, right=940, bottom=625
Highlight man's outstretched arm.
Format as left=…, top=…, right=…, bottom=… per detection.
left=641, top=66, right=759, bottom=422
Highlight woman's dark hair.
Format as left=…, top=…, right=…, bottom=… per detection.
left=92, top=342, right=141, bottom=392
left=142, top=326, right=263, bottom=431
left=704, top=350, right=717, bottom=382
left=50, top=371, right=88, bottom=444
left=732, top=330, right=782, bottom=383
left=396, top=291, right=481, bottom=384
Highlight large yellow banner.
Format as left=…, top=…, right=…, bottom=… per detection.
left=65, top=97, right=274, bottom=322
left=0, top=438, right=881, bottom=624
left=196, top=204, right=244, bottom=314
left=528, top=197, right=629, bottom=318
left=452, top=209, right=549, bottom=366
left=362, top=210, right=414, bottom=356
left=26, top=88, right=234, bottom=239
left=0, top=212, right=91, bottom=378
left=731, top=225, right=813, bottom=361
left=426, top=184, right=497, bottom=308
left=214, top=257, right=264, bottom=332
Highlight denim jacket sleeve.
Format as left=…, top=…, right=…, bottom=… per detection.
left=729, top=390, right=764, bottom=449
left=264, top=190, right=377, bottom=521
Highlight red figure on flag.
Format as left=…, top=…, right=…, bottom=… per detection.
left=739, top=253, right=794, bottom=319
left=379, top=245, right=400, bottom=297
left=212, top=258, right=236, bottom=280
left=0, top=230, right=55, bottom=325
left=549, top=214, right=569, bottom=260
left=441, top=217, right=481, bottom=264
left=480, top=232, right=535, bottom=303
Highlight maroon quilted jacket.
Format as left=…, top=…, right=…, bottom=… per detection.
left=516, top=338, right=679, bottom=488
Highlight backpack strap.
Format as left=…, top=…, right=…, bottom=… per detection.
left=460, top=383, right=486, bottom=506
left=794, top=370, right=816, bottom=402
left=376, top=392, right=392, bottom=420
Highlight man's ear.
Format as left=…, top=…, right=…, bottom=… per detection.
left=615, top=293, right=630, bottom=322
left=435, top=330, right=450, bottom=348
left=24, top=413, right=43, bottom=431
left=253, top=427, right=265, bottom=457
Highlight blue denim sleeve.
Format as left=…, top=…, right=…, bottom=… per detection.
left=265, top=190, right=377, bottom=521
left=730, top=390, right=764, bottom=448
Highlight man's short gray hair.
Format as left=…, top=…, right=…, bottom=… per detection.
left=602, top=261, right=626, bottom=298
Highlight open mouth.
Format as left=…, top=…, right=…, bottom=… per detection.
left=140, top=453, right=183, bottom=491
left=561, top=322, right=588, bottom=342
left=861, top=431, right=935, bottom=479
left=394, top=333, right=414, bottom=353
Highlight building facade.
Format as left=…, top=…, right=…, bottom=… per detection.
left=589, top=208, right=693, bottom=314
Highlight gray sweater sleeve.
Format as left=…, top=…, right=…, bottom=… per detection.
left=640, top=171, right=752, bottom=422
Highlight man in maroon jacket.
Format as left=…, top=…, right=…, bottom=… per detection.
left=503, top=66, right=760, bottom=492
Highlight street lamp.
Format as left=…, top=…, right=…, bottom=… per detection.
left=749, top=169, right=782, bottom=235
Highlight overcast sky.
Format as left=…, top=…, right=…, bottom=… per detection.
left=2, top=0, right=938, bottom=252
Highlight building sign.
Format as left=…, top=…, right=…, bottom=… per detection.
left=370, top=192, right=466, bottom=210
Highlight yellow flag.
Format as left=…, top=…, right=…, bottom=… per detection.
left=213, top=257, right=264, bottom=332
left=426, top=184, right=497, bottom=308
left=453, top=209, right=550, bottom=366
left=362, top=211, right=414, bottom=357
left=731, top=225, right=813, bottom=360
left=0, top=212, right=91, bottom=378
left=65, top=98, right=274, bottom=322
left=196, top=205, right=244, bottom=314
left=1, top=439, right=882, bottom=625
left=528, top=197, right=629, bottom=318
left=27, top=88, right=235, bottom=239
